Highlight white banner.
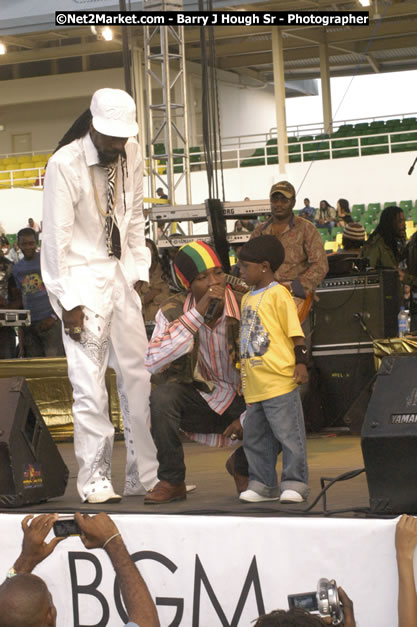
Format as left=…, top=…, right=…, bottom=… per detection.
left=0, top=513, right=403, bottom=626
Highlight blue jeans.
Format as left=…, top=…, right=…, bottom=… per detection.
left=243, top=388, right=309, bottom=498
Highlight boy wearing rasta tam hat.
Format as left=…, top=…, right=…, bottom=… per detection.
left=237, top=235, right=310, bottom=504
left=144, top=241, right=249, bottom=504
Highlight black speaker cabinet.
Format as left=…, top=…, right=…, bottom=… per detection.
left=312, top=346, right=376, bottom=428
left=0, top=377, right=69, bottom=507
left=312, top=270, right=400, bottom=346
left=361, top=354, right=417, bottom=514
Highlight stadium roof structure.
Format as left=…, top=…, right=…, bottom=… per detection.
left=0, top=0, right=416, bottom=86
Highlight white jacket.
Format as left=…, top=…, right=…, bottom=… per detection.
left=41, top=133, right=150, bottom=317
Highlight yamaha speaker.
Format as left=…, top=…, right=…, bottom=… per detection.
left=361, top=355, right=417, bottom=514
left=0, top=377, right=69, bottom=507
left=312, top=270, right=400, bottom=346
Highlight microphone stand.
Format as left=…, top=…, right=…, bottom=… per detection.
left=354, top=312, right=375, bottom=341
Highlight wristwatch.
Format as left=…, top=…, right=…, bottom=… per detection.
left=6, top=567, right=17, bottom=578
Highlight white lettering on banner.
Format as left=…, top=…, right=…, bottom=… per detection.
left=0, top=514, right=401, bottom=626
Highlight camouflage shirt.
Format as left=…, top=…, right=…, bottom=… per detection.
left=250, top=214, right=329, bottom=293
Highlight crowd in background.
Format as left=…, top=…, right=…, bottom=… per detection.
left=2, top=194, right=416, bottom=359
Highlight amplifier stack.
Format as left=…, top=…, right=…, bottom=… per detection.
left=311, top=269, right=401, bottom=429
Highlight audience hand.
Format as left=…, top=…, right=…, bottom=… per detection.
left=396, top=514, right=417, bottom=561
left=339, top=587, right=356, bottom=626
left=75, top=512, right=120, bottom=550
left=396, top=514, right=417, bottom=627
left=14, top=513, right=64, bottom=574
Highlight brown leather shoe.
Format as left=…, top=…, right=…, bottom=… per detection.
left=225, top=452, right=248, bottom=494
left=144, top=480, right=186, bottom=504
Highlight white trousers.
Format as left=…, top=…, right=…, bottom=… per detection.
left=62, top=272, right=158, bottom=500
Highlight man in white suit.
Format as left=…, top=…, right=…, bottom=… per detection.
left=41, top=88, right=158, bottom=503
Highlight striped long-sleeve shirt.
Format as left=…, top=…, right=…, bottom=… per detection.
left=145, top=287, right=241, bottom=415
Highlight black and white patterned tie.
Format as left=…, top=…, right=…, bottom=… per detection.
left=105, top=165, right=121, bottom=259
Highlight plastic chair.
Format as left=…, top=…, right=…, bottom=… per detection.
left=354, top=122, right=370, bottom=135
left=0, top=172, right=10, bottom=188
left=400, top=200, right=413, bottom=214
left=369, top=121, right=386, bottom=132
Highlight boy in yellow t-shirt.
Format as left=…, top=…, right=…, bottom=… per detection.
left=237, top=235, right=310, bottom=504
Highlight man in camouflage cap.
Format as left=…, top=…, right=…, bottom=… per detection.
left=251, top=181, right=328, bottom=314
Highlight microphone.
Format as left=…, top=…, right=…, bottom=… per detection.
left=353, top=312, right=374, bottom=340
left=408, top=157, right=417, bottom=176
left=204, top=299, right=221, bottom=322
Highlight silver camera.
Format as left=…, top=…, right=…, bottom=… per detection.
left=288, top=578, right=344, bottom=625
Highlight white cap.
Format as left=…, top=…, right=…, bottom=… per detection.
left=90, top=88, right=138, bottom=138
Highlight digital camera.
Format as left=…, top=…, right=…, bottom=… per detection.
left=288, top=578, right=344, bottom=625
left=53, top=515, right=81, bottom=537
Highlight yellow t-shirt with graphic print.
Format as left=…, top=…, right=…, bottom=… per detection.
left=240, top=283, right=304, bottom=403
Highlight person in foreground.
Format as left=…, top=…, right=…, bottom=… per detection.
left=144, top=240, right=249, bottom=503
left=237, top=235, right=309, bottom=504
left=0, top=512, right=159, bottom=627
left=396, top=513, right=417, bottom=627
left=41, top=88, right=158, bottom=503
left=253, top=586, right=355, bottom=625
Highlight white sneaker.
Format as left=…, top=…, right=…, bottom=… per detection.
left=186, top=484, right=197, bottom=493
left=280, top=489, right=305, bottom=503
left=239, top=489, right=279, bottom=503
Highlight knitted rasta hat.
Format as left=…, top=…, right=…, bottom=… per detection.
left=174, top=241, right=222, bottom=288
left=343, top=222, right=366, bottom=242
left=238, top=235, right=285, bottom=272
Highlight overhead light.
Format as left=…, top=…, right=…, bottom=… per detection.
left=90, top=26, right=97, bottom=35
left=102, top=27, right=113, bottom=41
left=0, top=42, right=6, bottom=55
left=358, top=0, right=371, bottom=6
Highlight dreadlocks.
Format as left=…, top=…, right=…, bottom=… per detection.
left=53, top=109, right=92, bottom=154
left=367, top=205, right=404, bottom=261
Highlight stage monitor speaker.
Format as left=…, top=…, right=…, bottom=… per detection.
left=312, top=269, right=400, bottom=346
left=361, top=354, right=417, bottom=514
left=312, top=348, right=376, bottom=428
left=0, top=377, right=69, bottom=508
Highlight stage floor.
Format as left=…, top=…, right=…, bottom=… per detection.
left=1, top=433, right=376, bottom=518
